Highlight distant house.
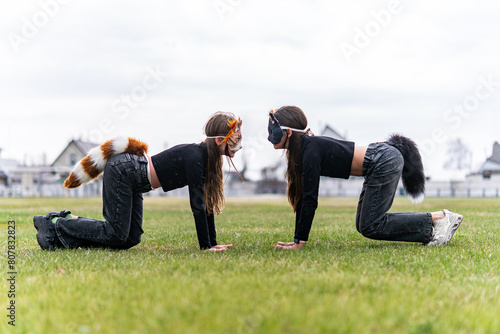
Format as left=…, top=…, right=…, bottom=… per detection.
left=52, top=139, right=98, bottom=169
left=0, top=158, right=20, bottom=186
left=0, top=170, right=7, bottom=186
left=477, top=141, right=500, bottom=179
left=459, top=141, right=500, bottom=197
left=1, top=139, right=101, bottom=197
left=0, top=156, right=21, bottom=195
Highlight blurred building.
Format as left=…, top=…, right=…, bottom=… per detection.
left=0, top=140, right=100, bottom=197
left=52, top=139, right=97, bottom=169
left=1, top=138, right=499, bottom=198
left=477, top=141, right=500, bottom=179
left=461, top=141, right=500, bottom=197
left=0, top=149, right=22, bottom=196
left=427, top=141, right=500, bottom=197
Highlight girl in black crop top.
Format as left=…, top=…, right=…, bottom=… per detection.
left=267, top=106, right=464, bottom=249
left=33, top=112, right=242, bottom=252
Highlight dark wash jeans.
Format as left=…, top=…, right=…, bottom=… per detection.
left=355, top=143, right=432, bottom=243
left=55, top=153, right=152, bottom=249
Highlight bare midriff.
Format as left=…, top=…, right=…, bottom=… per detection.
left=147, top=155, right=161, bottom=189
left=350, top=145, right=367, bottom=177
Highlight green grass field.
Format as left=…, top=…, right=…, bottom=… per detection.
left=1, top=196, right=499, bottom=334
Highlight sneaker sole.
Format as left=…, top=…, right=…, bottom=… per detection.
left=448, top=214, right=463, bottom=242
left=33, top=215, right=55, bottom=250
left=441, top=212, right=463, bottom=246
left=45, top=210, right=72, bottom=220
left=427, top=211, right=463, bottom=247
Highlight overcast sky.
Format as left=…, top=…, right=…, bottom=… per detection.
left=1, top=0, right=499, bottom=180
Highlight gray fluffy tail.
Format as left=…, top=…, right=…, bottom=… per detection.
left=386, top=134, right=425, bottom=203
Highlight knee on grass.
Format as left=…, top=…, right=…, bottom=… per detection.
left=107, top=235, right=141, bottom=249
left=357, top=221, right=385, bottom=240
left=359, top=229, right=381, bottom=240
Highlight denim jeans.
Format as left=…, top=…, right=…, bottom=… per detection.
left=55, top=153, right=152, bottom=249
left=355, top=143, right=432, bottom=243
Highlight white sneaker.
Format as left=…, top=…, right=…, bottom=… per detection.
left=427, top=209, right=463, bottom=246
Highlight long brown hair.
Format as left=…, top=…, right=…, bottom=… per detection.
left=274, top=106, right=309, bottom=212
left=203, top=112, right=237, bottom=215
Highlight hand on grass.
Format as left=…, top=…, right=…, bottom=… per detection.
left=207, top=244, right=233, bottom=252
left=276, top=241, right=306, bottom=250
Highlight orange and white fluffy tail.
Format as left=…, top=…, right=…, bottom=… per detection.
left=63, top=137, right=148, bottom=189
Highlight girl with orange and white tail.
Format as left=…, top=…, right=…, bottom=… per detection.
left=33, top=112, right=242, bottom=252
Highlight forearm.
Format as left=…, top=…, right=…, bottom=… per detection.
left=207, top=213, right=217, bottom=246
left=193, top=212, right=212, bottom=249
left=294, top=204, right=316, bottom=242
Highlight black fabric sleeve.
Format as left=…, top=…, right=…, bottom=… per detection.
left=186, top=156, right=212, bottom=249
left=294, top=143, right=321, bottom=242
left=294, top=206, right=302, bottom=243
left=207, top=212, right=217, bottom=246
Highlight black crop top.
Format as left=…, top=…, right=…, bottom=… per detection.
left=151, top=143, right=216, bottom=249
left=294, top=136, right=355, bottom=242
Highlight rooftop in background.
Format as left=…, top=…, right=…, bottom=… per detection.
left=487, top=142, right=500, bottom=164
left=52, top=139, right=99, bottom=167
left=320, top=125, right=345, bottom=140
left=478, top=141, right=500, bottom=176
left=0, top=158, right=21, bottom=172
